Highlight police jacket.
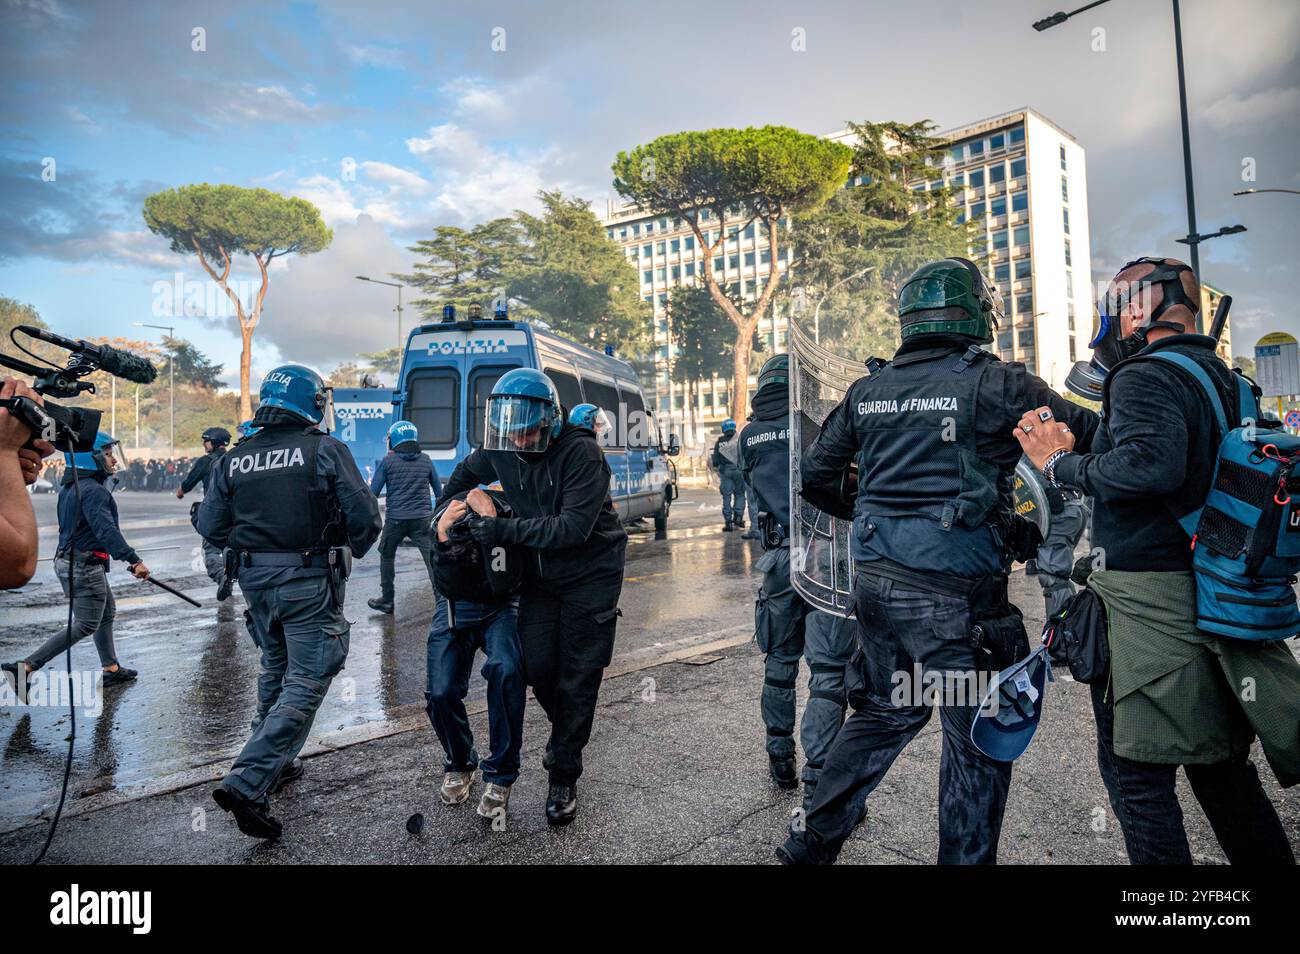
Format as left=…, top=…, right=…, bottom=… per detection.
left=738, top=381, right=791, bottom=531
left=432, top=491, right=524, bottom=605
left=197, top=408, right=382, bottom=589
left=180, top=449, right=223, bottom=496
left=441, top=423, right=627, bottom=585
left=57, top=470, right=140, bottom=566
left=710, top=435, right=742, bottom=477
left=803, top=335, right=1099, bottom=581
left=1053, top=334, right=1238, bottom=572
left=370, top=444, right=442, bottom=520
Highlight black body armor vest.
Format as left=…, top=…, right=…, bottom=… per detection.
left=224, top=425, right=337, bottom=553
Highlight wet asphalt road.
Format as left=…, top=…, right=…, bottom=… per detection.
left=0, top=488, right=757, bottom=828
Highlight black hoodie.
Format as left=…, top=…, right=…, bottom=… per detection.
left=441, top=423, right=627, bottom=585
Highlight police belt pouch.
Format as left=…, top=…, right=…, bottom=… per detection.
left=968, top=575, right=1029, bottom=671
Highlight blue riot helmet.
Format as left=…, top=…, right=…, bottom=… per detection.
left=258, top=364, right=327, bottom=424
left=970, top=644, right=1050, bottom=762
left=236, top=419, right=260, bottom=440
left=64, top=431, right=122, bottom=474
left=568, top=402, right=611, bottom=439
left=388, top=419, right=419, bottom=448
left=721, top=418, right=737, bottom=434
left=483, top=368, right=563, bottom=454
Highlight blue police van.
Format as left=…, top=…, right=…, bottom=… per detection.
left=330, top=385, right=396, bottom=483
left=393, top=306, right=680, bottom=534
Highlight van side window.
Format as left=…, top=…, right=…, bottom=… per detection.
left=407, top=370, right=459, bottom=449
left=582, top=378, right=622, bottom=447
left=544, top=367, right=585, bottom=413
left=468, top=365, right=518, bottom=448
left=618, top=385, right=651, bottom=449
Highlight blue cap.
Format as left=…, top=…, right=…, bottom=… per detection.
left=388, top=419, right=419, bottom=446
left=970, top=645, right=1050, bottom=762
left=258, top=364, right=326, bottom=424
left=721, top=418, right=737, bottom=433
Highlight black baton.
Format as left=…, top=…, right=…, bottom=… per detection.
left=144, top=575, right=202, bottom=608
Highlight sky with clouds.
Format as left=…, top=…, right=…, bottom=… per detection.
left=1, top=0, right=1297, bottom=389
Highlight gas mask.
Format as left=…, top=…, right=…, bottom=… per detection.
left=1088, top=257, right=1199, bottom=373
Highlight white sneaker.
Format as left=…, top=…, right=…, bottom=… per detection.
left=477, top=782, right=511, bottom=820
left=439, top=770, right=474, bottom=805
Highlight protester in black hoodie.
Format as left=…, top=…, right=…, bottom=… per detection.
left=441, top=368, right=627, bottom=826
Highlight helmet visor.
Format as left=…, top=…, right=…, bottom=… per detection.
left=483, top=395, right=555, bottom=453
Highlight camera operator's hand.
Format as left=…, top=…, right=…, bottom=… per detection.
left=437, top=499, right=468, bottom=542
left=130, top=561, right=151, bottom=581
left=175, top=487, right=184, bottom=499
left=0, top=377, right=40, bottom=453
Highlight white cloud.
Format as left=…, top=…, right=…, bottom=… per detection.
left=1203, top=86, right=1300, bottom=131
left=343, top=43, right=404, bottom=69
left=441, top=77, right=509, bottom=123
left=360, top=160, right=431, bottom=195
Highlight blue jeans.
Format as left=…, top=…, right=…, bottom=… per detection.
left=719, top=471, right=745, bottom=522
left=782, top=573, right=1012, bottom=865
left=225, top=576, right=349, bottom=801
left=425, top=599, right=524, bottom=786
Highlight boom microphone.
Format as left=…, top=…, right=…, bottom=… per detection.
left=17, top=325, right=157, bottom=384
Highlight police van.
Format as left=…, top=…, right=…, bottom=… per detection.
left=394, top=305, right=680, bottom=534
left=331, top=384, right=396, bottom=483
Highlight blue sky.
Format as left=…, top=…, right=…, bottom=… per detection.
left=2, top=0, right=1297, bottom=389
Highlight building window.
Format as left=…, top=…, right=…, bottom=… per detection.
left=1012, top=191, right=1028, bottom=213
left=684, top=236, right=694, bottom=250
left=1069, top=338, right=1077, bottom=362
left=642, top=270, right=652, bottom=284
left=1018, top=328, right=1035, bottom=347
left=1062, top=208, right=1070, bottom=234
left=1065, top=271, right=1074, bottom=298
left=655, top=241, right=665, bottom=255
left=743, top=224, right=756, bottom=240
left=670, top=238, right=680, bottom=253
left=969, top=201, right=986, bottom=219
left=990, top=164, right=1006, bottom=184
left=991, top=196, right=1007, bottom=216
left=684, top=262, right=695, bottom=277
left=1067, top=302, right=1075, bottom=331
left=1060, top=145, right=1068, bottom=170
left=645, top=222, right=654, bottom=234
left=990, top=133, right=1005, bottom=150
left=642, top=243, right=651, bottom=257
left=950, top=145, right=964, bottom=165
left=992, top=230, right=1009, bottom=250
left=995, top=263, right=1011, bottom=285
left=1064, top=239, right=1072, bottom=267
left=998, top=331, right=1013, bottom=351
left=969, top=169, right=985, bottom=188
left=970, top=139, right=985, bottom=156
left=713, top=257, right=724, bottom=273
left=655, top=268, right=666, bottom=282
left=729, top=255, right=740, bottom=270
left=1015, top=258, right=1032, bottom=280
left=950, top=172, right=964, bottom=187
left=1010, top=158, right=1026, bottom=178
left=1016, top=293, right=1033, bottom=315
left=670, top=265, right=680, bottom=280
left=1010, top=125, right=1025, bottom=145
left=1061, top=177, right=1069, bottom=202
left=744, top=251, right=756, bottom=267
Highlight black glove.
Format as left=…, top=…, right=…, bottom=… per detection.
left=468, top=515, right=505, bottom=547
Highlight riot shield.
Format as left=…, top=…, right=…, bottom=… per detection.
left=1012, top=455, right=1051, bottom=538
left=788, top=317, right=864, bottom=618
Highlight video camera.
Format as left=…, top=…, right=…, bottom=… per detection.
left=0, top=325, right=157, bottom=451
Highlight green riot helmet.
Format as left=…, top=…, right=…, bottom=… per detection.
left=897, top=257, right=1003, bottom=343
left=757, top=353, right=789, bottom=390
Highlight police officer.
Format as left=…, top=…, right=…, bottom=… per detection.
left=366, top=420, right=442, bottom=615
left=198, top=364, right=381, bottom=840
left=709, top=419, right=746, bottom=532
left=441, top=369, right=627, bottom=826
left=4, top=432, right=148, bottom=696
left=778, top=258, right=1099, bottom=865
left=740, top=354, right=856, bottom=810
left=177, top=426, right=232, bottom=595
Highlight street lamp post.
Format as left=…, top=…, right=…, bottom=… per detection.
left=1033, top=0, right=1245, bottom=333
left=134, top=322, right=175, bottom=456
left=1235, top=188, right=1300, bottom=198
left=355, top=276, right=406, bottom=358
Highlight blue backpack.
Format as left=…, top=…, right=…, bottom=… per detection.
left=1141, top=351, right=1300, bottom=641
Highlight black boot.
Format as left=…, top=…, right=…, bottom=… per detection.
left=734, top=515, right=746, bottom=529
left=769, top=756, right=798, bottom=790
left=367, top=597, right=394, bottom=614
left=723, top=519, right=735, bottom=532
left=269, top=757, right=304, bottom=794
left=546, top=783, right=578, bottom=826
left=213, top=785, right=283, bottom=840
